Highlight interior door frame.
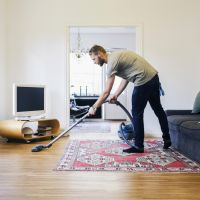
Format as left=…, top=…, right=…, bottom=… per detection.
left=65, top=24, right=143, bottom=127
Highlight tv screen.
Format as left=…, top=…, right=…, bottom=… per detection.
left=13, top=84, right=46, bottom=118
left=17, top=87, right=44, bottom=112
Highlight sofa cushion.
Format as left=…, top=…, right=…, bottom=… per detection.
left=192, top=91, right=200, bottom=114
left=167, top=115, right=200, bottom=131
left=180, top=121, right=200, bottom=140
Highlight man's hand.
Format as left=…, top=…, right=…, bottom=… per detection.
left=108, top=94, right=118, bottom=104
left=88, top=106, right=97, bottom=116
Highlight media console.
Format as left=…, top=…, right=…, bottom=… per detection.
left=0, top=118, right=60, bottom=143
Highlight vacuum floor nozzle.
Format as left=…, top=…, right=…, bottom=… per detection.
left=31, top=145, right=46, bottom=152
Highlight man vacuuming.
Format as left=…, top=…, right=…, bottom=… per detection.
left=88, top=45, right=171, bottom=153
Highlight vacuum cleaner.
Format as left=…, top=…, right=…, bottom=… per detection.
left=31, top=100, right=135, bottom=152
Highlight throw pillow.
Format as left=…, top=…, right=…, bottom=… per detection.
left=192, top=91, right=200, bottom=114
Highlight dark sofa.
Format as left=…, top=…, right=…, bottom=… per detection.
left=166, top=110, right=200, bottom=163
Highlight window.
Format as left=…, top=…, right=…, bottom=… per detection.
left=70, top=53, right=102, bottom=96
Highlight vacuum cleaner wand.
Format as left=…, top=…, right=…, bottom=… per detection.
left=31, top=100, right=135, bottom=152
left=31, top=112, right=89, bottom=152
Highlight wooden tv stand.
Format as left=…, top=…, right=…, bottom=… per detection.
left=0, top=118, right=60, bottom=142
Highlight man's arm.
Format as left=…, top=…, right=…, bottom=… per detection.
left=108, top=79, right=129, bottom=103
left=92, top=74, right=115, bottom=110
left=113, top=79, right=129, bottom=97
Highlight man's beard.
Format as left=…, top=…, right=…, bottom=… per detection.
left=98, top=58, right=105, bottom=66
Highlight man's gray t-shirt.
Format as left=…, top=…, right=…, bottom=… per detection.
left=107, top=50, right=158, bottom=86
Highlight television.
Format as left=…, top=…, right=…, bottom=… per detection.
left=13, top=84, right=46, bottom=119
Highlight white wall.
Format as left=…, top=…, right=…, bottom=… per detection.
left=6, top=0, right=200, bottom=136
left=0, top=0, right=7, bottom=120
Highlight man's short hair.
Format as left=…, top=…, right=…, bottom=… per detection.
left=89, top=45, right=106, bottom=55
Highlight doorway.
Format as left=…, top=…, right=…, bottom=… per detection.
left=67, top=26, right=142, bottom=125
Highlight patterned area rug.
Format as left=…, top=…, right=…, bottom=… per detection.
left=55, top=139, right=200, bottom=172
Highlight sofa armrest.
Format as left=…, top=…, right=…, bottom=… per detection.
left=165, top=110, right=192, bottom=116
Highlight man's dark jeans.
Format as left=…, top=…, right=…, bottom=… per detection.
left=132, top=74, right=170, bottom=149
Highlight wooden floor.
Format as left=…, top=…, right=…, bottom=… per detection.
left=0, top=120, right=200, bottom=200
